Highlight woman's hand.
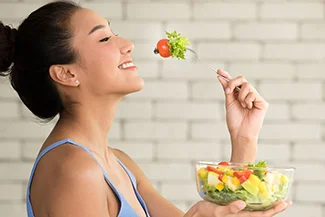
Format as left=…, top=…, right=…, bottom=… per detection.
left=184, top=200, right=292, bottom=217
left=217, top=69, right=269, bottom=163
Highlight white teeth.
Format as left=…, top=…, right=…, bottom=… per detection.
left=119, top=62, right=134, bottom=69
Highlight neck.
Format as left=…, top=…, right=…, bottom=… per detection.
left=55, top=95, right=122, bottom=157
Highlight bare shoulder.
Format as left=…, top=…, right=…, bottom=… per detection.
left=38, top=142, right=103, bottom=179
left=112, top=148, right=133, bottom=164
left=112, top=148, right=144, bottom=184
left=32, top=143, right=109, bottom=217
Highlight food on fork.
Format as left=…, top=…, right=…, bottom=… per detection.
left=153, top=30, right=190, bottom=60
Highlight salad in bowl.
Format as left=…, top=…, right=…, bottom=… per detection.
left=195, top=160, right=295, bottom=211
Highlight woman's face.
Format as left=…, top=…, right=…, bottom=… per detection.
left=69, top=8, right=144, bottom=98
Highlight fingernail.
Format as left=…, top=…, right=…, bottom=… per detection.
left=280, top=202, right=288, bottom=211
left=225, top=88, right=231, bottom=94
left=236, top=201, right=246, bottom=210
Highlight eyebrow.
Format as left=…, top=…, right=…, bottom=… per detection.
left=88, top=21, right=111, bottom=35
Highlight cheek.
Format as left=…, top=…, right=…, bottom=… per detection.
left=91, top=47, right=119, bottom=70
left=78, top=44, right=121, bottom=85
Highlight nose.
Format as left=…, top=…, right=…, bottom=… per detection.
left=120, top=38, right=134, bottom=54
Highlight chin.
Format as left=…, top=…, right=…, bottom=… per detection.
left=132, top=77, right=145, bottom=92
left=124, top=76, right=145, bottom=94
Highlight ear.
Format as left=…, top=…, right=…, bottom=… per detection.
left=49, top=65, right=79, bottom=87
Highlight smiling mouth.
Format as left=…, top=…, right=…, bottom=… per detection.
left=118, top=62, right=135, bottom=69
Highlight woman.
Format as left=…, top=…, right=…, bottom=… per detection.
left=0, top=1, right=291, bottom=217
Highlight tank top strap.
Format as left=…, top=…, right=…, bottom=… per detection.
left=26, top=138, right=151, bottom=217
left=26, top=138, right=121, bottom=199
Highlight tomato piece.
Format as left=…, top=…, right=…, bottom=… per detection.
left=243, top=170, right=253, bottom=179
left=155, top=39, right=171, bottom=58
left=239, top=175, right=247, bottom=184
left=234, top=171, right=245, bottom=178
left=206, top=166, right=223, bottom=175
left=218, top=174, right=224, bottom=182
left=218, top=161, right=230, bottom=166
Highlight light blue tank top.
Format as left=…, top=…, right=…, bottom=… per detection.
left=26, top=138, right=150, bottom=217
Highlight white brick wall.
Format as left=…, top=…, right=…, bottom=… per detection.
left=0, top=184, right=23, bottom=201
left=124, top=121, right=187, bottom=140
left=0, top=140, right=20, bottom=160
left=197, top=42, right=261, bottom=60
left=1, top=0, right=325, bottom=217
left=0, top=204, right=25, bottom=217
left=166, top=22, right=231, bottom=40
left=264, top=43, right=325, bottom=60
left=193, top=3, right=256, bottom=20
left=129, top=3, right=190, bottom=20
left=228, top=63, right=295, bottom=80
left=259, top=81, right=322, bottom=101
left=81, top=3, right=123, bottom=20
left=260, top=3, right=324, bottom=20
left=233, top=23, right=298, bottom=41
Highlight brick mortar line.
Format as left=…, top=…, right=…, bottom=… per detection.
left=122, top=0, right=127, bottom=21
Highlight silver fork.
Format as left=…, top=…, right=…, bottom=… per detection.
left=186, top=47, right=241, bottom=91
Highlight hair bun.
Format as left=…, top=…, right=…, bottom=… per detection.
left=0, top=22, right=17, bottom=74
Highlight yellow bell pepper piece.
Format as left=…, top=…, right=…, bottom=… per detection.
left=262, top=191, right=270, bottom=199
left=222, top=175, right=229, bottom=183
left=226, top=170, right=234, bottom=177
left=258, top=181, right=267, bottom=193
left=281, top=174, right=289, bottom=183
left=249, top=174, right=261, bottom=186
left=198, top=168, right=208, bottom=179
left=216, top=182, right=225, bottom=191
left=231, top=177, right=240, bottom=186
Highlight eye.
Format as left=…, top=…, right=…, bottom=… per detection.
left=99, top=36, right=111, bottom=42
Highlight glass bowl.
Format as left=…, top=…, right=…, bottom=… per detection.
left=195, top=161, right=295, bottom=211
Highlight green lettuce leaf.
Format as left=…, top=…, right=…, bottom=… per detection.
left=166, top=30, right=190, bottom=60
left=247, top=160, right=268, bottom=180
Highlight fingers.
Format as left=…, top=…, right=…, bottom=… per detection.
left=217, top=69, right=232, bottom=92
left=244, top=91, right=257, bottom=110
left=217, top=69, right=233, bottom=80
left=225, top=75, right=247, bottom=95
left=240, top=201, right=291, bottom=217
left=237, top=82, right=251, bottom=108
left=216, top=69, right=269, bottom=111
left=226, top=201, right=291, bottom=217
left=260, top=201, right=289, bottom=217
left=189, top=200, right=292, bottom=217
left=219, top=201, right=247, bottom=215
left=191, top=200, right=246, bottom=217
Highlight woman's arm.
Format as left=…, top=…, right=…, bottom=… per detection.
left=44, top=150, right=112, bottom=217
left=217, top=69, right=269, bottom=163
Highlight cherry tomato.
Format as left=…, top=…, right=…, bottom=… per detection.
left=239, top=175, right=247, bottom=184
left=206, top=166, right=223, bottom=175
left=155, top=39, right=171, bottom=58
left=218, top=161, right=230, bottom=166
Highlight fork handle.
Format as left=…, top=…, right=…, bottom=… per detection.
left=188, top=50, right=240, bottom=91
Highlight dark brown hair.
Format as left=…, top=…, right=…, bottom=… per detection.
left=0, top=0, right=81, bottom=120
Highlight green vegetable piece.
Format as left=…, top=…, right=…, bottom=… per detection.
left=166, top=30, right=190, bottom=60
left=242, top=180, right=259, bottom=196
left=247, top=160, right=268, bottom=180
